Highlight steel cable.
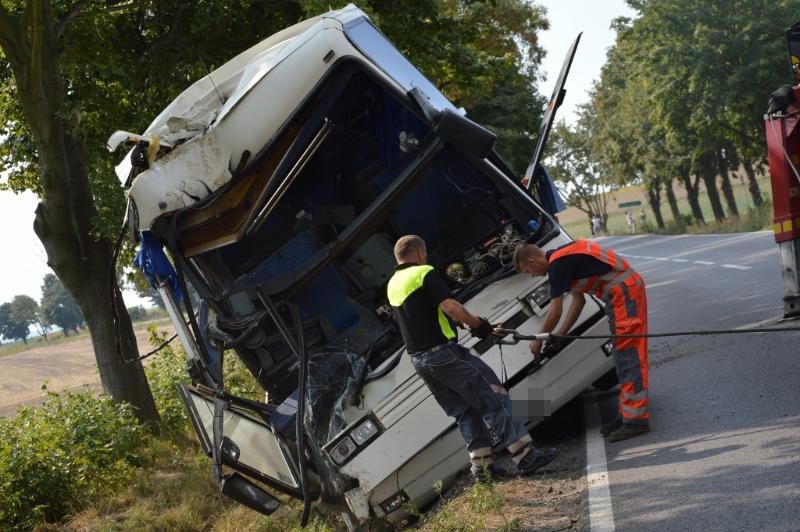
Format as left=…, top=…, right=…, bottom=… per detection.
left=504, top=325, right=800, bottom=343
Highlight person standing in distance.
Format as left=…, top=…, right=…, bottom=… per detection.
left=387, top=235, right=558, bottom=480
left=512, top=240, right=650, bottom=442
left=626, top=210, right=636, bottom=234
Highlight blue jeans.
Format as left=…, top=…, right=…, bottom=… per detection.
left=410, top=343, right=531, bottom=455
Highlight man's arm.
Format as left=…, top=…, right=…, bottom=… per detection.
left=425, top=271, right=490, bottom=337
left=439, top=298, right=481, bottom=329
left=530, top=295, right=564, bottom=356
left=556, top=290, right=585, bottom=336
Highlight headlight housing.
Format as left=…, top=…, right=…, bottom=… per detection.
left=350, top=418, right=380, bottom=445
left=325, top=414, right=384, bottom=466
left=330, top=436, right=358, bottom=465
left=528, top=280, right=551, bottom=308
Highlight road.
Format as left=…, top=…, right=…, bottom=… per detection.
left=588, top=232, right=800, bottom=531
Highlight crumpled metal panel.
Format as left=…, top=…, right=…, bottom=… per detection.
left=129, top=130, right=231, bottom=228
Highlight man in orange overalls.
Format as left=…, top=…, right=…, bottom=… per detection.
left=512, top=240, right=650, bottom=442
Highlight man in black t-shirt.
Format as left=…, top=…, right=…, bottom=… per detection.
left=513, top=240, right=650, bottom=443
left=387, top=235, right=558, bottom=480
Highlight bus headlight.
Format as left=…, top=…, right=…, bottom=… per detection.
left=350, top=418, right=379, bottom=445
left=325, top=414, right=384, bottom=466
left=330, top=436, right=358, bottom=465
left=528, top=280, right=551, bottom=308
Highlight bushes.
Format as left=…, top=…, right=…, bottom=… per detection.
left=144, top=325, right=264, bottom=437
left=0, top=388, right=148, bottom=529
left=0, top=325, right=267, bottom=529
left=144, top=327, right=193, bottom=436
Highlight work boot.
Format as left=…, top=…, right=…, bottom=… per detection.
left=471, top=463, right=508, bottom=483
left=515, top=447, right=559, bottom=475
left=607, top=423, right=650, bottom=443
left=600, top=418, right=622, bottom=437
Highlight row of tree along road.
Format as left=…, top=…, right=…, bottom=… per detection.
left=0, top=274, right=84, bottom=345
left=547, top=0, right=796, bottom=232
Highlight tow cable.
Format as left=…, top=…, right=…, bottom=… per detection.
left=491, top=324, right=800, bottom=345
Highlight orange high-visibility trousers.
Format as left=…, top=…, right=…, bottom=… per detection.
left=605, top=272, right=649, bottom=425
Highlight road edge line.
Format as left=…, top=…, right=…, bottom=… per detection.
left=584, top=392, right=616, bottom=531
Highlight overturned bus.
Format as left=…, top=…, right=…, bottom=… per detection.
left=109, top=4, right=615, bottom=525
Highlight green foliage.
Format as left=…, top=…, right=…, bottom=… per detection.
left=0, top=300, right=29, bottom=343
left=467, top=479, right=504, bottom=514
left=418, top=476, right=514, bottom=532
left=590, top=0, right=800, bottom=217
left=0, top=388, right=148, bottom=529
left=143, top=326, right=192, bottom=436
left=40, top=273, right=84, bottom=334
left=682, top=202, right=773, bottom=235
left=127, top=305, right=147, bottom=322
left=144, top=325, right=264, bottom=436
left=548, top=116, right=616, bottom=220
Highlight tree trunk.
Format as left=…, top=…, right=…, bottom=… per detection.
left=2, top=3, right=158, bottom=423
left=743, top=159, right=764, bottom=207
left=700, top=154, right=726, bottom=222
left=717, top=150, right=739, bottom=217
left=32, top=135, right=159, bottom=424
left=646, top=180, right=665, bottom=230
left=679, top=165, right=705, bottom=224
left=665, top=179, right=683, bottom=225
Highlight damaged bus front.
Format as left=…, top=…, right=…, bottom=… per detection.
left=110, top=4, right=615, bottom=524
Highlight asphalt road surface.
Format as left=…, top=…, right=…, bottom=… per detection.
left=591, top=232, right=800, bottom=531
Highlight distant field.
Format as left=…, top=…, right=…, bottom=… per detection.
left=0, top=313, right=168, bottom=358
left=0, top=318, right=174, bottom=417
left=558, top=174, right=772, bottom=239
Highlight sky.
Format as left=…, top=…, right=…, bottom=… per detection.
left=0, top=0, right=634, bottom=308
left=535, top=0, right=635, bottom=123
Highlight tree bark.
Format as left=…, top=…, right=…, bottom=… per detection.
left=679, top=165, right=705, bottom=224
left=646, top=180, right=665, bottom=230
left=700, top=154, right=726, bottom=222
left=665, top=179, right=683, bottom=225
left=743, top=159, right=764, bottom=207
left=717, top=150, right=739, bottom=217
left=2, top=2, right=158, bottom=422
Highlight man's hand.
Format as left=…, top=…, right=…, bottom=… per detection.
left=470, top=317, right=494, bottom=339
left=529, top=339, right=543, bottom=358
left=541, top=337, right=566, bottom=358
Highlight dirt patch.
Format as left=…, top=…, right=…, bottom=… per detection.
left=0, top=320, right=174, bottom=417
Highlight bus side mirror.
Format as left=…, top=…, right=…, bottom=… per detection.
left=408, top=87, right=496, bottom=158
left=433, top=108, right=496, bottom=158
left=221, top=473, right=281, bottom=516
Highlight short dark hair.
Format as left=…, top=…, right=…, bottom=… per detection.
left=394, top=235, right=426, bottom=262
left=512, top=244, right=543, bottom=271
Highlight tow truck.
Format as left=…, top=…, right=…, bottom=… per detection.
left=110, top=4, right=615, bottom=526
